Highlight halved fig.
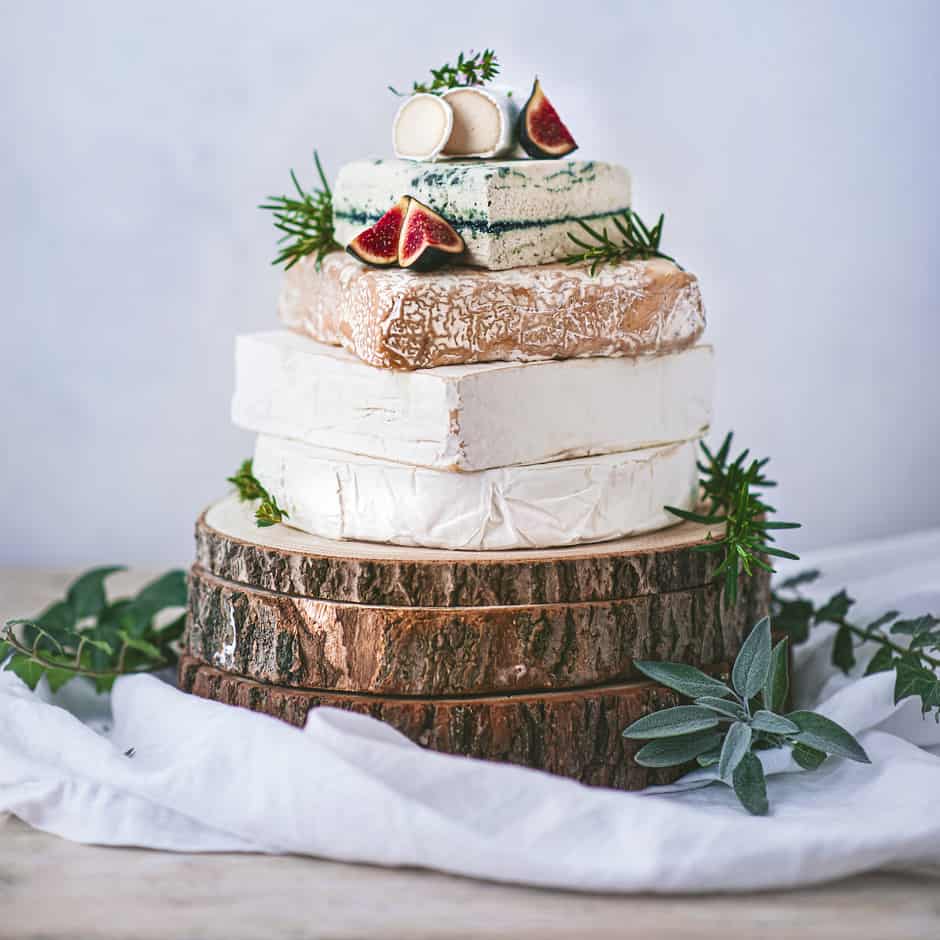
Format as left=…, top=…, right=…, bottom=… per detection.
left=398, top=198, right=465, bottom=271
left=346, top=196, right=411, bottom=267
left=393, top=93, right=453, bottom=161
left=518, top=78, right=578, bottom=159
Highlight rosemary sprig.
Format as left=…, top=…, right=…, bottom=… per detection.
left=772, top=572, right=940, bottom=715
left=1, top=568, right=187, bottom=694
left=259, top=150, right=340, bottom=271
left=623, top=616, right=869, bottom=815
left=228, top=459, right=288, bottom=528
left=563, top=208, right=682, bottom=275
left=389, top=49, right=500, bottom=96
left=665, top=433, right=801, bottom=607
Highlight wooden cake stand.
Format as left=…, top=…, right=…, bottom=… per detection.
left=180, top=496, right=771, bottom=790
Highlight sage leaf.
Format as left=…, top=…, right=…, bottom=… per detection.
left=633, top=661, right=733, bottom=700
left=695, top=696, right=748, bottom=721
left=718, top=721, right=752, bottom=781
left=791, top=742, right=827, bottom=770
left=622, top=705, right=718, bottom=740
left=750, top=710, right=799, bottom=735
left=732, top=616, right=772, bottom=699
left=66, top=567, right=125, bottom=620
left=788, top=711, right=870, bottom=763
left=832, top=624, right=856, bottom=673
left=634, top=732, right=723, bottom=768
left=762, top=637, right=789, bottom=713
left=732, top=752, right=769, bottom=815
left=696, top=746, right=722, bottom=768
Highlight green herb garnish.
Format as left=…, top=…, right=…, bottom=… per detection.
left=1, top=568, right=186, bottom=694
left=389, top=50, right=500, bottom=96
left=228, top=459, right=288, bottom=528
left=665, top=433, right=801, bottom=607
left=773, top=571, right=940, bottom=715
left=563, top=208, right=682, bottom=275
left=260, top=150, right=340, bottom=271
left=623, top=616, right=870, bottom=815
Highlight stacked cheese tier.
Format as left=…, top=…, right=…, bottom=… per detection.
left=234, top=158, right=714, bottom=551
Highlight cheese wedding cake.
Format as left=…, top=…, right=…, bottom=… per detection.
left=231, top=75, right=714, bottom=551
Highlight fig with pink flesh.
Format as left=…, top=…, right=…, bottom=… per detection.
left=397, top=198, right=465, bottom=271
left=346, top=196, right=411, bottom=267
left=518, top=78, right=578, bottom=159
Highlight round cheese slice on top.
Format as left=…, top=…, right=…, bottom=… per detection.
left=392, top=93, right=454, bottom=161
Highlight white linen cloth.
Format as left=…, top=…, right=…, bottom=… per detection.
left=2, top=528, right=939, bottom=893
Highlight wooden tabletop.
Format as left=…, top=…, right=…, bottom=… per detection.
left=2, top=568, right=939, bottom=940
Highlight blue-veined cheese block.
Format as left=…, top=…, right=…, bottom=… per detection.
left=332, top=158, right=631, bottom=270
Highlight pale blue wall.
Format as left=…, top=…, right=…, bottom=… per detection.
left=2, top=0, right=938, bottom=564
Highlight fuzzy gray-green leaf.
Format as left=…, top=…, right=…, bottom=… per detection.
left=695, top=696, right=748, bottom=721
left=788, top=711, right=870, bottom=763
left=634, top=732, right=723, bottom=768
left=791, top=742, right=827, bottom=770
left=732, top=752, right=769, bottom=815
left=762, top=637, right=790, bottom=713
left=750, top=710, right=800, bottom=735
left=718, top=721, right=752, bottom=781
left=622, top=705, right=718, bottom=740
left=632, top=661, right=733, bottom=700
left=732, top=616, right=772, bottom=699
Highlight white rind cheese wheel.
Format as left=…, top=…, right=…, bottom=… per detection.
left=251, top=434, right=701, bottom=551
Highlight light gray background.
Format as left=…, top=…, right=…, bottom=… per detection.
left=2, top=1, right=938, bottom=566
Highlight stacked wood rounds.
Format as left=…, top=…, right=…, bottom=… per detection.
left=180, top=496, right=771, bottom=790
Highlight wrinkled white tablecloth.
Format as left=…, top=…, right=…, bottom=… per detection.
left=2, top=528, right=939, bottom=893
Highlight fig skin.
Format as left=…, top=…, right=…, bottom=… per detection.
left=398, top=198, right=465, bottom=272
left=518, top=78, right=578, bottom=159
left=346, top=196, right=411, bottom=267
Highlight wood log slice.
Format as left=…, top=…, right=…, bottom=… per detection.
left=197, top=496, right=733, bottom=607
left=177, top=655, right=715, bottom=791
left=186, top=564, right=770, bottom=696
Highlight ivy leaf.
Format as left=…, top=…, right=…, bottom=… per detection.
left=772, top=598, right=814, bottom=644
left=45, top=667, right=76, bottom=694
left=633, top=732, right=723, bottom=768
left=732, top=752, right=769, bottom=816
left=815, top=590, right=854, bottom=625
left=622, top=705, right=718, bottom=740
left=893, top=660, right=940, bottom=713
left=832, top=624, right=856, bottom=674
left=732, top=616, right=772, bottom=700
left=117, top=632, right=162, bottom=659
left=7, top=654, right=44, bottom=690
left=791, top=742, right=827, bottom=771
left=66, top=567, right=125, bottom=620
left=788, top=711, right=870, bottom=763
left=122, top=570, right=187, bottom=637
left=777, top=570, right=820, bottom=591
left=718, top=721, right=752, bottom=781
left=750, top=710, right=800, bottom=735
left=762, top=638, right=790, bottom=713
left=633, top=661, right=733, bottom=700
left=890, top=614, right=940, bottom=650
left=864, top=645, right=896, bottom=676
